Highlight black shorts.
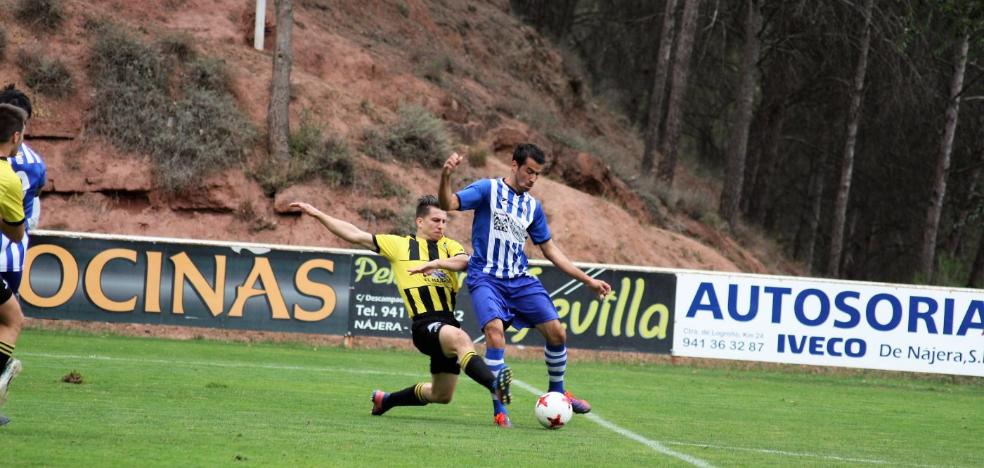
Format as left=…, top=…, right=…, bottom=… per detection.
left=0, top=276, right=12, bottom=305
left=411, top=314, right=462, bottom=375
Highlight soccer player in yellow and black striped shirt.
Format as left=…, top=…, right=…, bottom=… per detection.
left=291, top=196, right=513, bottom=426
left=0, top=104, right=29, bottom=425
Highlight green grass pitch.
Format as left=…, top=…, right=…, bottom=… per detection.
left=3, top=328, right=982, bottom=467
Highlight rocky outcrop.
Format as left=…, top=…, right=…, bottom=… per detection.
left=544, top=148, right=652, bottom=224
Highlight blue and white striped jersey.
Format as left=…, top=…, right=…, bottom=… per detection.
left=456, top=178, right=551, bottom=279
left=0, top=142, right=46, bottom=272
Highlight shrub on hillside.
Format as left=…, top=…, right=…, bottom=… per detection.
left=385, top=105, right=452, bottom=168
left=186, top=57, right=234, bottom=95
left=158, top=33, right=197, bottom=62
left=467, top=146, right=489, bottom=167
left=17, top=48, right=73, bottom=97
left=0, top=28, right=7, bottom=62
left=87, top=23, right=255, bottom=193
left=355, top=167, right=408, bottom=199
left=152, top=89, right=257, bottom=191
left=360, top=128, right=389, bottom=160
left=15, top=0, right=67, bottom=31
left=255, top=112, right=355, bottom=195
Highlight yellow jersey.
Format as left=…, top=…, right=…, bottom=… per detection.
left=373, top=234, right=466, bottom=319
left=0, top=159, right=24, bottom=225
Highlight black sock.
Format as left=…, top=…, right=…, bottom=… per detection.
left=0, top=340, right=13, bottom=370
left=384, top=383, right=428, bottom=411
left=460, top=351, right=496, bottom=393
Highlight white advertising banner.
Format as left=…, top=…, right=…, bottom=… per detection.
left=673, top=271, right=984, bottom=376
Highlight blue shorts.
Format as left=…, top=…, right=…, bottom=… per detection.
left=466, top=270, right=558, bottom=330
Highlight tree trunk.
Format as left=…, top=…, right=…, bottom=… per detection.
left=749, top=101, right=786, bottom=226
left=969, top=230, right=984, bottom=288
left=640, top=0, right=679, bottom=175
left=918, top=33, right=970, bottom=282
left=826, top=0, right=873, bottom=277
left=267, top=0, right=293, bottom=161
left=945, top=111, right=984, bottom=257
left=656, top=0, right=701, bottom=185
left=719, top=0, right=762, bottom=228
left=803, top=150, right=828, bottom=273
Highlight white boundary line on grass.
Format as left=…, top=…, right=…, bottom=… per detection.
left=661, top=440, right=936, bottom=467
left=20, top=351, right=939, bottom=467
left=512, top=379, right=713, bottom=468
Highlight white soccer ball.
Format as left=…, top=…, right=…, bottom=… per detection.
left=534, top=391, right=573, bottom=429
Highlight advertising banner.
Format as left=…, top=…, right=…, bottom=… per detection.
left=22, top=233, right=352, bottom=335
left=19, top=231, right=675, bottom=354
left=347, top=254, right=676, bottom=354
left=347, top=252, right=470, bottom=338
left=673, top=272, right=984, bottom=376
left=477, top=265, right=676, bottom=353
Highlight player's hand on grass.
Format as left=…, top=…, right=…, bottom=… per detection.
left=408, top=260, right=439, bottom=276
left=588, top=278, right=612, bottom=299
left=443, top=152, right=463, bottom=176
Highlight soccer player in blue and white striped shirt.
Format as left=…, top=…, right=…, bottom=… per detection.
left=439, top=143, right=612, bottom=428
left=0, top=85, right=46, bottom=294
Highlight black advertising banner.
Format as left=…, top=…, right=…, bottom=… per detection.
left=350, top=253, right=675, bottom=354
left=348, top=253, right=475, bottom=338
left=21, top=232, right=673, bottom=353
left=21, top=233, right=351, bottom=335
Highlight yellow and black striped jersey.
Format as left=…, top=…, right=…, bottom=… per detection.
left=0, top=159, right=24, bottom=226
left=373, top=234, right=466, bottom=319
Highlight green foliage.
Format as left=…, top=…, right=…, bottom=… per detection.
left=653, top=184, right=716, bottom=221
left=467, top=146, right=489, bottom=167
left=86, top=24, right=255, bottom=193
left=384, top=105, right=452, bottom=168
left=396, top=1, right=409, bottom=18
left=255, top=112, right=354, bottom=195
left=360, top=128, right=389, bottom=160
left=391, top=205, right=418, bottom=236
left=158, top=33, right=197, bottom=62
left=355, top=167, right=408, bottom=199
left=675, top=187, right=715, bottom=220
left=15, top=0, right=67, bottom=31
left=185, top=57, right=234, bottom=95
left=153, top=90, right=257, bottom=191
left=415, top=52, right=456, bottom=86
left=929, top=253, right=973, bottom=287
left=17, top=48, right=73, bottom=97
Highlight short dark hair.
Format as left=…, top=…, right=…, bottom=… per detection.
left=0, top=84, right=32, bottom=118
left=416, top=195, right=441, bottom=218
left=513, top=143, right=546, bottom=166
left=0, top=104, right=27, bottom=143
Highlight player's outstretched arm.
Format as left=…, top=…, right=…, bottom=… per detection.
left=539, top=239, right=612, bottom=299
left=438, top=152, right=462, bottom=211
left=407, top=254, right=470, bottom=275
left=290, top=201, right=375, bottom=250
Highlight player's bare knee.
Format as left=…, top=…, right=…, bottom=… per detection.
left=0, top=301, right=23, bottom=330
left=484, top=323, right=506, bottom=347
left=432, top=392, right=453, bottom=404
left=441, top=327, right=473, bottom=357
left=544, top=322, right=566, bottom=346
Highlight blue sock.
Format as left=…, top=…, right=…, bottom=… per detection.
left=484, top=347, right=507, bottom=415
left=545, top=343, right=567, bottom=393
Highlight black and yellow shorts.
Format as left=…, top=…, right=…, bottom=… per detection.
left=410, top=313, right=462, bottom=375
